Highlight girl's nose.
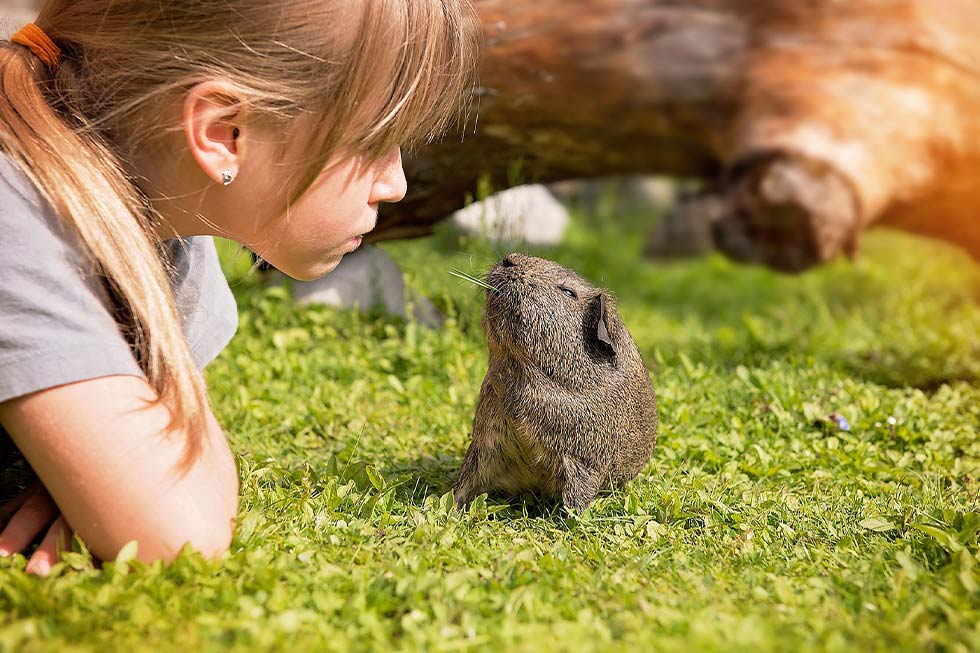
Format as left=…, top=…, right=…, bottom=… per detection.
left=371, top=147, right=407, bottom=204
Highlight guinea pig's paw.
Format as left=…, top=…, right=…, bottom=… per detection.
left=560, top=491, right=597, bottom=518
left=451, top=488, right=469, bottom=511
left=560, top=501, right=594, bottom=523
left=451, top=485, right=485, bottom=512
left=559, top=462, right=603, bottom=516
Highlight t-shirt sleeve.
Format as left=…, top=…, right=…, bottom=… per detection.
left=167, top=236, right=239, bottom=370
left=0, top=160, right=144, bottom=404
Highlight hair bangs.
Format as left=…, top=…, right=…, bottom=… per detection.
left=280, top=0, right=481, bottom=202
left=329, top=0, right=480, bottom=160
left=372, top=0, right=479, bottom=156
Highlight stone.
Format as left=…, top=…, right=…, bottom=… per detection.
left=551, top=176, right=680, bottom=217
left=644, top=189, right=726, bottom=259
left=286, top=245, right=442, bottom=328
left=451, top=184, right=569, bottom=245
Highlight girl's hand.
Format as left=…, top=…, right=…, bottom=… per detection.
left=1, top=375, right=238, bottom=566
left=0, top=481, right=75, bottom=576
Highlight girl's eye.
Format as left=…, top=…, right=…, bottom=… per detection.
left=560, top=286, right=578, bottom=299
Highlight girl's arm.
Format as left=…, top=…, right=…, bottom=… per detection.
left=0, top=374, right=238, bottom=565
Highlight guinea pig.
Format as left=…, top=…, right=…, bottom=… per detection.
left=454, top=253, right=659, bottom=514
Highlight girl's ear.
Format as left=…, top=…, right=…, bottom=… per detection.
left=591, top=293, right=616, bottom=359
left=182, top=81, right=245, bottom=186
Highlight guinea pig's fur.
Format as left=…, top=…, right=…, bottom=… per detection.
left=454, top=253, right=658, bottom=513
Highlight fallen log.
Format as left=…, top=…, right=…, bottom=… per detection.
left=372, top=0, right=980, bottom=271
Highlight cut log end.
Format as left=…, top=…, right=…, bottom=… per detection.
left=714, top=153, right=861, bottom=272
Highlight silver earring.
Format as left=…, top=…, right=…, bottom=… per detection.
left=221, top=169, right=234, bottom=186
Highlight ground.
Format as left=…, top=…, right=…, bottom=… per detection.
left=0, top=203, right=978, bottom=652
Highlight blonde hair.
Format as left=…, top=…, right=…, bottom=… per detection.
left=0, top=1, right=480, bottom=460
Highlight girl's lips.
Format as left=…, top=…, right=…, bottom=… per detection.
left=347, top=235, right=363, bottom=251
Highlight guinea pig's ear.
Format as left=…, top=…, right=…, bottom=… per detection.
left=593, top=293, right=616, bottom=359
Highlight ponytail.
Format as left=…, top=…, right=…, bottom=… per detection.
left=0, top=41, right=210, bottom=462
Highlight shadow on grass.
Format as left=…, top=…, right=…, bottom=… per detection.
left=380, top=452, right=571, bottom=519
left=835, top=352, right=980, bottom=393
left=381, top=453, right=457, bottom=502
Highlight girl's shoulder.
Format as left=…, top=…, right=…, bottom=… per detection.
left=0, top=153, right=237, bottom=407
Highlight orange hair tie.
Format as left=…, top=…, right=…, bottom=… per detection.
left=11, top=23, right=62, bottom=70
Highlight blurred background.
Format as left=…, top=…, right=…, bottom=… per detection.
left=2, top=0, right=978, bottom=386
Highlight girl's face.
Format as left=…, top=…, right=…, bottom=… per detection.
left=227, top=139, right=407, bottom=281
left=146, top=94, right=408, bottom=280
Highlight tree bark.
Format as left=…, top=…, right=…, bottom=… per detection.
left=371, top=0, right=980, bottom=271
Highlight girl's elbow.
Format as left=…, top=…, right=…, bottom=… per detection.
left=99, top=474, right=239, bottom=564
left=139, top=496, right=237, bottom=562
left=168, top=474, right=240, bottom=561
left=168, top=424, right=241, bottom=560
left=179, top=493, right=238, bottom=560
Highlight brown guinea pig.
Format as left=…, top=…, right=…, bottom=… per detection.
left=454, top=253, right=658, bottom=514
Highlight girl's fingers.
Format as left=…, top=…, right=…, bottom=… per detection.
left=0, top=488, right=58, bottom=556
left=25, top=516, right=72, bottom=576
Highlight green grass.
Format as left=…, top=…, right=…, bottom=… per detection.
left=1, top=204, right=979, bottom=652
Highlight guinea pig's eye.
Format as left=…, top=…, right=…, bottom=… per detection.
left=559, top=286, right=578, bottom=299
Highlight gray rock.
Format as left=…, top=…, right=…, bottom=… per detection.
left=644, top=188, right=725, bottom=259
left=286, top=245, right=442, bottom=328
left=451, top=184, right=569, bottom=246
left=550, top=176, right=680, bottom=216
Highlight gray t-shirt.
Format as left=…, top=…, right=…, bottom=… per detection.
left=0, top=155, right=238, bottom=421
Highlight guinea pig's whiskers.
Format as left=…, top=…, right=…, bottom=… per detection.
left=449, top=268, right=499, bottom=293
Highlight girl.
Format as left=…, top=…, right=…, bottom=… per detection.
left=0, top=1, right=479, bottom=575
